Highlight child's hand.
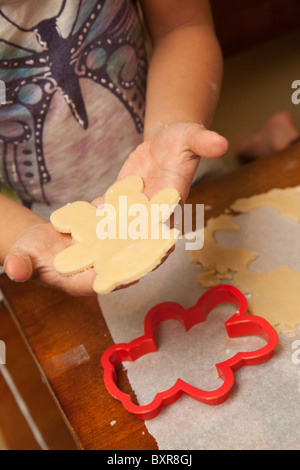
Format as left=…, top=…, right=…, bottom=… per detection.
left=4, top=222, right=96, bottom=296
left=117, top=122, right=228, bottom=202
left=3, top=123, right=227, bottom=297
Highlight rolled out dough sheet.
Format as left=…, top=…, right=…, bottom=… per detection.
left=231, top=186, right=300, bottom=222
left=190, top=186, right=300, bottom=336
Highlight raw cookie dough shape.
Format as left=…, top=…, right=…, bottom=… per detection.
left=51, top=176, right=181, bottom=294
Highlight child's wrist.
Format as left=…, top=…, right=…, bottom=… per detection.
left=143, top=120, right=205, bottom=141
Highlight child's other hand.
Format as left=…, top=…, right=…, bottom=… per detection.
left=118, top=122, right=228, bottom=202
left=3, top=222, right=96, bottom=296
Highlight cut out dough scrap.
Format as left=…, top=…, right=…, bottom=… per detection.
left=189, top=214, right=258, bottom=284
left=235, top=266, right=300, bottom=337
left=50, top=175, right=181, bottom=295
left=189, top=185, right=300, bottom=336
left=231, top=186, right=300, bottom=222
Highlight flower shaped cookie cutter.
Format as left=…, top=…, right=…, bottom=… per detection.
left=101, top=285, right=278, bottom=420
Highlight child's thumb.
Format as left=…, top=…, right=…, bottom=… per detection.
left=186, top=125, right=229, bottom=159
left=4, top=249, right=33, bottom=282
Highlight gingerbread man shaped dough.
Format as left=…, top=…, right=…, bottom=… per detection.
left=50, top=176, right=181, bottom=294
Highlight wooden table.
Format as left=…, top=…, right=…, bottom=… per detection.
left=0, top=142, right=300, bottom=450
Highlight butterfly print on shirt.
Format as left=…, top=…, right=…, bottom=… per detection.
left=0, top=0, right=147, bottom=206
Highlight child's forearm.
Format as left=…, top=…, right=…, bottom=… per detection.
left=142, top=6, right=223, bottom=139
left=0, top=195, right=46, bottom=264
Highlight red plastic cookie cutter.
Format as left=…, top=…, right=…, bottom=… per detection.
left=101, top=285, right=278, bottom=420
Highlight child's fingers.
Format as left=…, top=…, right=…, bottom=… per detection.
left=4, top=249, right=33, bottom=282
left=91, top=194, right=105, bottom=209
left=184, top=125, right=229, bottom=159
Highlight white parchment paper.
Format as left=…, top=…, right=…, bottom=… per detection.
left=98, top=207, right=300, bottom=450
